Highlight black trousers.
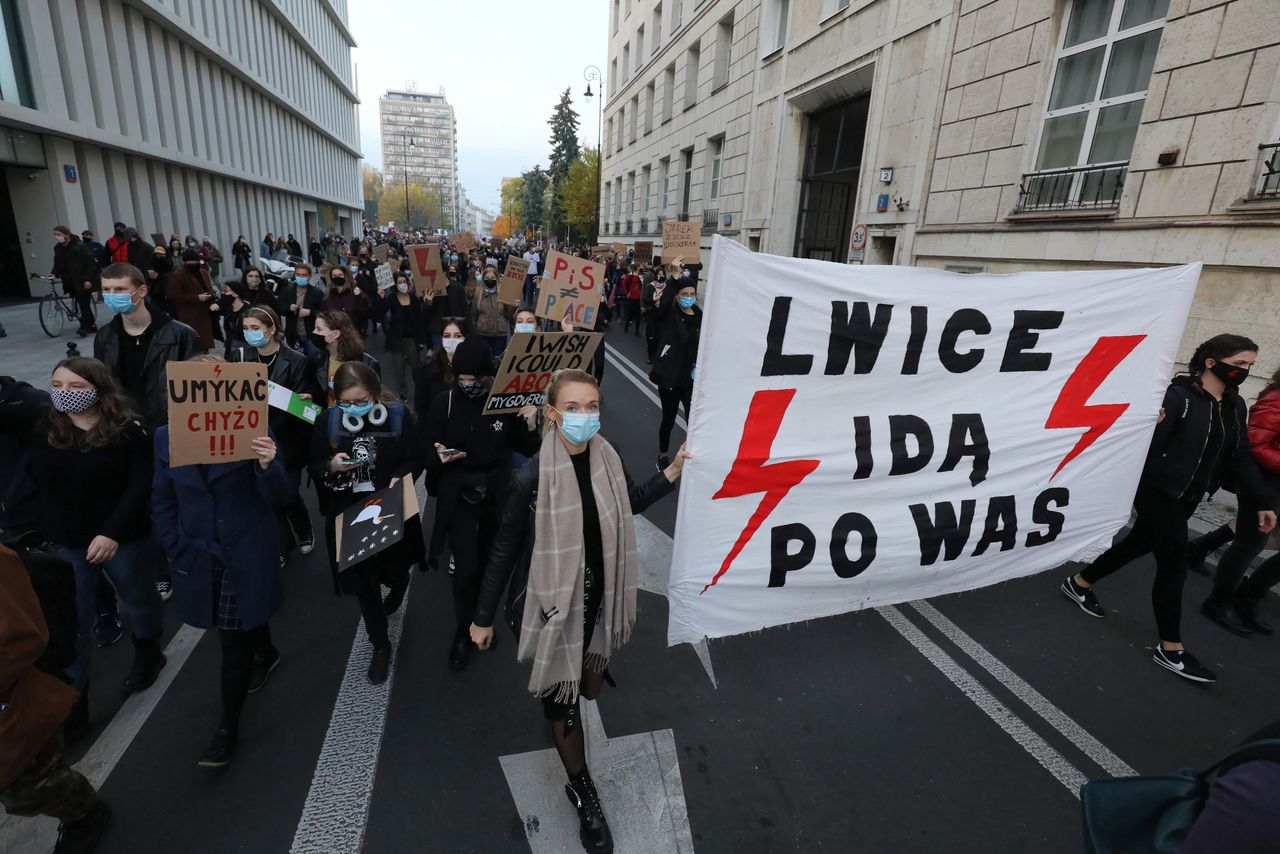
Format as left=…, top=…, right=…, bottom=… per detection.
left=218, top=624, right=272, bottom=731
left=1218, top=496, right=1280, bottom=603
left=73, top=288, right=95, bottom=330
left=447, top=497, right=499, bottom=629
left=621, top=299, right=641, bottom=332
left=277, top=465, right=313, bottom=550
left=645, top=316, right=660, bottom=361
left=658, top=385, right=691, bottom=454
left=1080, top=486, right=1199, bottom=642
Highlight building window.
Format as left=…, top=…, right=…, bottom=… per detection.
left=662, top=63, right=676, bottom=122
left=613, top=0, right=619, bottom=34
left=820, top=0, right=850, bottom=19
left=629, top=95, right=639, bottom=143
left=684, top=43, right=700, bottom=109
left=627, top=172, right=637, bottom=218
left=712, top=15, right=734, bottom=91
left=636, top=26, right=645, bottom=72
left=616, top=104, right=625, bottom=152
left=653, top=3, right=663, bottom=52
left=671, top=0, right=682, bottom=31
left=644, top=82, right=656, bottom=134
left=762, top=0, right=790, bottom=55
left=610, top=59, right=618, bottom=95
left=623, top=43, right=631, bottom=82
left=1024, top=0, right=1168, bottom=210
left=660, top=157, right=671, bottom=209
left=0, top=0, right=33, bottom=108
left=642, top=165, right=652, bottom=214
left=708, top=136, right=724, bottom=201
left=680, top=147, right=694, bottom=215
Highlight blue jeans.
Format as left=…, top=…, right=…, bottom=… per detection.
left=60, top=540, right=163, bottom=690
left=481, top=335, right=507, bottom=359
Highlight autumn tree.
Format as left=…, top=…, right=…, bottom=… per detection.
left=378, top=184, right=446, bottom=230
left=558, top=148, right=599, bottom=243
left=362, top=165, right=383, bottom=201
left=501, top=177, right=526, bottom=230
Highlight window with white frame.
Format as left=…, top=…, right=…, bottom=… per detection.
left=602, top=182, right=612, bottom=224
left=627, top=172, right=637, bottom=219
left=653, top=3, right=663, bottom=52
left=712, top=14, right=734, bottom=91
left=629, top=95, right=639, bottom=143
left=641, top=165, right=652, bottom=214
left=1026, top=0, right=1168, bottom=209
left=613, top=0, right=619, bottom=34
left=762, top=0, right=790, bottom=55
left=821, top=0, right=850, bottom=19
left=644, top=81, right=656, bottom=133
left=623, top=43, right=631, bottom=82
left=708, top=136, right=724, bottom=201
left=671, top=0, right=681, bottom=31
left=684, top=43, right=700, bottom=108
left=660, top=157, right=671, bottom=209
left=661, top=63, right=676, bottom=122
left=636, top=26, right=645, bottom=72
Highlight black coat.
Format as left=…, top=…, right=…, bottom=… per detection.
left=473, top=438, right=676, bottom=633
left=648, top=286, right=701, bottom=391
left=1143, top=376, right=1276, bottom=503
left=125, top=238, right=154, bottom=273
left=93, top=308, right=201, bottom=427
left=307, top=350, right=381, bottom=408
left=276, top=283, right=326, bottom=346
left=51, top=240, right=100, bottom=294
left=374, top=288, right=425, bottom=348
left=0, top=378, right=52, bottom=539
left=228, top=343, right=315, bottom=470
left=424, top=282, right=470, bottom=337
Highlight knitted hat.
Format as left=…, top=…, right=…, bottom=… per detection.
left=451, top=336, right=495, bottom=378
left=181, top=248, right=202, bottom=262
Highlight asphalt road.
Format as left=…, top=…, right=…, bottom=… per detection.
left=3, top=312, right=1278, bottom=853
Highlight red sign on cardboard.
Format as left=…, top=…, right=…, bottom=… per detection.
left=534, top=251, right=605, bottom=328
left=406, top=244, right=445, bottom=295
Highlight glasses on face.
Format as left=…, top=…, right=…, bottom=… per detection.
left=340, top=397, right=373, bottom=407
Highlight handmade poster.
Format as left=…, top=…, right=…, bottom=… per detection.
left=635, top=240, right=655, bottom=263
left=483, top=331, right=603, bottom=414
left=406, top=243, right=445, bottom=295
left=661, top=220, right=701, bottom=263
left=374, top=263, right=394, bottom=291
left=372, top=243, right=390, bottom=264
left=267, top=380, right=321, bottom=425
left=611, top=242, right=626, bottom=253
left=666, top=236, right=1201, bottom=644
left=453, top=231, right=476, bottom=252
left=534, top=251, right=604, bottom=327
left=500, top=256, right=530, bottom=305
left=334, top=479, right=420, bottom=570
left=166, top=362, right=269, bottom=467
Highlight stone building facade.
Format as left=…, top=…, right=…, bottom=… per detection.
left=602, top=0, right=1280, bottom=379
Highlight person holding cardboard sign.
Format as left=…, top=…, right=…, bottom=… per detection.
left=310, top=362, right=424, bottom=685
left=0, top=358, right=165, bottom=725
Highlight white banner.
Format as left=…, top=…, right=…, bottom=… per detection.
left=667, top=237, right=1200, bottom=644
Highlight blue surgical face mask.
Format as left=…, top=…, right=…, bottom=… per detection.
left=339, top=401, right=374, bottom=418
left=244, top=329, right=269, bottom=348
left=103, top=292, right=138, bottom=314
left=679, top=295, right=697, bottom=309
left=514, top=322, right=536, bottom=334
left=557, top=410, right=601, bottom=445
left=295, top=276, right=310, bottom=287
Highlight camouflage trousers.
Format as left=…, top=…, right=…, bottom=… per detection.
left=0, top=732, right=98, bottom=822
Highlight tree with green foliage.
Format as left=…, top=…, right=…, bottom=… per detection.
left=558, top=149, right=599, bottom=243
left=547, top=89, right=581, bottom=237
left=501, top=177, right=526, bottom=231
left=522, top=166, right=548, bottom=231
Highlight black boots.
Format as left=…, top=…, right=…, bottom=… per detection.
left=368, top=646, right=391, bottom=685
left=54, top=799, right=112, bottom=854
left=1200, top=598, right=1253, bottom=638
left=122, top=637, right=166, bottom=694
left=448, top=626, right=470, bottom=672
left=565, top=770, right=613, bottom=853
left=1234, top=596, right=1274, bottom=635
left=197, top=728, right=237, bottom=768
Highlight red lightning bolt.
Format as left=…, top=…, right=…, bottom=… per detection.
left=1045, top=335, right=1146, bottom=479
left=703, top=389, right=819, bottom=594
left=213, top=363, right=222, bottom=378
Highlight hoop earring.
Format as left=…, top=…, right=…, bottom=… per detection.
left=342, top=412, right=365, bottom=432
left=367, top=403, right=389, bottom=426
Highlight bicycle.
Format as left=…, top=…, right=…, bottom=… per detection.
left=33, top=274, right=98, bottom=338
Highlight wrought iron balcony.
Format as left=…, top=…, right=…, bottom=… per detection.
left=702, top=208, right=719, bottom=232
left=1015, top=162, right=1127, bottom=212
left=1256, top=142, right=1280, bottom=198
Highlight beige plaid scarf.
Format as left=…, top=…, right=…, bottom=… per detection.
left=518, top=431, right=638, bottom=703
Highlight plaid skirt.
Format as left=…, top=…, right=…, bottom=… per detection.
left=213, top=567, right=242, bottom=631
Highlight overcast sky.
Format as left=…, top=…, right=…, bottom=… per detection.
left=349, top=0, right=609, bottom=213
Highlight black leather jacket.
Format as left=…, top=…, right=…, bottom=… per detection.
left=228, top=342, right=314, bottom=469
left=93, top=307, right=200, bottom=427
left=473, top=443, right=676, bottom=632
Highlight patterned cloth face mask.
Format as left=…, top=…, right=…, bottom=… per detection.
left=50, top=388, right=99, bottom=414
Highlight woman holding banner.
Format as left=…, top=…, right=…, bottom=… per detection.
left=425, top=337, right=539, bottom=671
left=151, top=358, right=289, bottom=768
left=228, top=305, right=318, bottom=557
left=648, top=261, right=701, bottom=472
left=374, top=270, right=426, bottom=403
left=311, top=362, right=424, bottom=685
left=1061, top=334, right=1277, bottom=683
left=469, top=369, right=689, bottom=854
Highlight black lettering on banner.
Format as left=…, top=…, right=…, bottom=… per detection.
left=852, top=415, right=873, bottom=480
left=168, top=380, right=185, bottom=403
left=825, top=301, right=893, bottom=375
left=760, top=297, right=814, bottom=377
left=938, top=414, right=990, bottom=487
left=829, top=513, right=877, bottom=578
left=1027, top=487, right=1070, bottom=546
left=938, top=309, right=991, bottom=373
left=768, top=523, right=815, bottom=587
left=889, top=414, right=934, bottom=477
left=901, top=306, right=928, bottom=374
left=1000, top=310, right=1064, bottom=372
left=971, top=495, right=1018, bottom=557
left=910, top=499, right=976, bottom=565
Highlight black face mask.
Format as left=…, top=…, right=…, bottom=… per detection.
left=332, top=278, right=346, bottom=288
left=310, top=331, right=331, bottom=350
left=1209, top=360, right=1249, bottom=388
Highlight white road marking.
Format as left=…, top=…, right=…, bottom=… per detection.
left=908, top=600, right=1136, bottom=777
left=500, top=699, right=696, bottom=853
left=877, top=605, right=1088, bottom=796
left=0, top=624, right=205, bottom=849
left=605, top=343, right=687, bottom=431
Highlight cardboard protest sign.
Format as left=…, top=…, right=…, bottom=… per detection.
left=500, top=256, right=530, bottom=305
left=635, top=240, right=654, bottom=263
left=374, top=263, right=394, bottom=291
left=483, top=332, right=603, bottom=414
left=666, top=236, right=1202, bottom=644
left=405, top=243, right=445, bottom=295
left=267, top=381, right=321, bottom=425
left=333, top=479, right=420, bottom=570
left=372, top=243, right=390, bottom=264
left=453, top=231, right=476, bottom=252
left=661, top=220, right=701, bottom=263
left=591, top=245, right=613, bottom=255
left=166, top=362, right=269, bottom=467
left=534, top=251, right=604, bottom=327
left=490, top=237, right=504, bottom=250
left=611, top=242, right=626, bottom=253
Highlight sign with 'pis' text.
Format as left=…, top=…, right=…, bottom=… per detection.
left=666, top=236, right=1201, bottom=644
left=535, top=251, right=604, bottom=327
left=166, top=361, right=269, bottom=467
left=483, top=331, right=603, bottom=414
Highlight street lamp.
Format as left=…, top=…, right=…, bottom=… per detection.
left=399, top=134, right=416, bottom=230
left=583, top=65, right=603, bottom=245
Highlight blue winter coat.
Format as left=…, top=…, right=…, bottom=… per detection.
left=151, top=427, right=291, bottom=630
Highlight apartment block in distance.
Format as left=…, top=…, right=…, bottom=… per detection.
left=380, top=88, right=459, bottom=230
